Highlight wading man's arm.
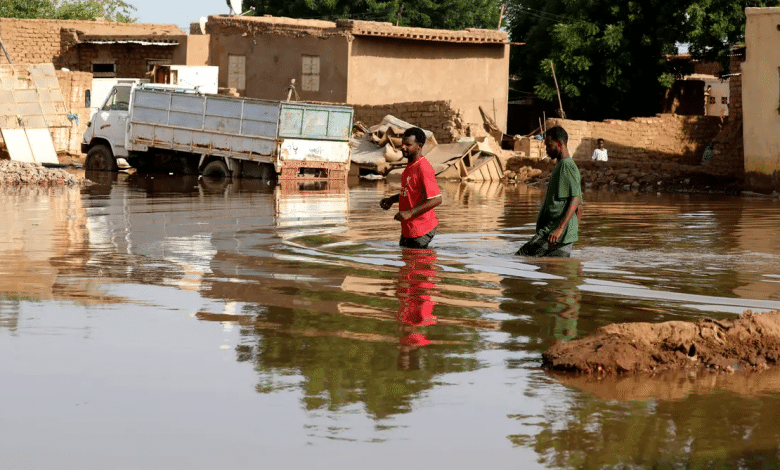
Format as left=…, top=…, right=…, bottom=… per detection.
left=394, top=195, right=442, bottom=221
left=548, top=196, right=581, bottom=245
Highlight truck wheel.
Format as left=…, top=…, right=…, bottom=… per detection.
left=85, top=145, right=118, bottom=172
left=202, top=160, right=229, bottom=178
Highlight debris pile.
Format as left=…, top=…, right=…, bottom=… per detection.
left=0, top=160, right=85, bottom=186
left=543, top=309, right=780, bottom=374
left=351, top=115, right=506, bottom=181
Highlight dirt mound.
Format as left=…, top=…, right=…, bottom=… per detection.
left=0, top=160, right=85, bottom=186
left=543, top=310, right=780, bottom=374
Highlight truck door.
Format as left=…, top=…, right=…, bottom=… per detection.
left=93, top=85, right=132, bottom=157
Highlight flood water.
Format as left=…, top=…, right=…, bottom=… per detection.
left=2, top=171, right=780, bottom=469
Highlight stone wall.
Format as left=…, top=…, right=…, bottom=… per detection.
left=546, top=114, right=724, bottom=166
left=352, top=101, right=459, bottom=144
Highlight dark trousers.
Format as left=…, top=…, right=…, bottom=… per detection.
left=400, top=228, right=436, bottom=249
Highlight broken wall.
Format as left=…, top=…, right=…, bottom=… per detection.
left=707, top=50, right=745, bottom=179
left=547, top=114, right=723, bottom=166
left=353, top=101, right=459, bottom=143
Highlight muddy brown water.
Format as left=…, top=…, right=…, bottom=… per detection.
left=2, top=170, right=780, bottom=469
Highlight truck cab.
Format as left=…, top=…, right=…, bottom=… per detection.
left=81, top=84, right=133, bottom=171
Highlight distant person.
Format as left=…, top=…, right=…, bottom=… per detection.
left=517, top=126, right=582, bottom=257
left=591, top=138, right=608, bottom=161
left=380, top=127, right=442, bottom=249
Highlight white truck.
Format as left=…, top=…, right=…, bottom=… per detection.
left=81, top=83, right=353, bottom=180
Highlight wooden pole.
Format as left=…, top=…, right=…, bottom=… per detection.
left=497, top=4, right=506, bottom=30
left=0, top=35, right=12, bottom=65
left=550, top=61, right=566, bottom=119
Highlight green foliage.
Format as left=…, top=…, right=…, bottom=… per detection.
left=507, top=0, right=780, bottom=121
left=241, top=0, right=503, bottom=30
left=0, top=0, right=137, bottom=22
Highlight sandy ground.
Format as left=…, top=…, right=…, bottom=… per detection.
left=0, top=160, right=86, bottom=186
left=543, top=309, right=780, bottom=374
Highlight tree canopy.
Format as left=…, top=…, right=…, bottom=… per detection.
left=0, top=0, right=137, bottom=22
left=506, top=0, right=780, bottom=121
left=240, top=0, right=504, bottom=30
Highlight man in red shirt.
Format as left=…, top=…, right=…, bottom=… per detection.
left=380, top=127, right=442, bottom=249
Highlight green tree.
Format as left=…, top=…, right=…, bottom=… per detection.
left=0, top=0, right=137, bottom=22
left=241, top=0, right=503, bottom=30
left=507, top=0, right=780, bottom=121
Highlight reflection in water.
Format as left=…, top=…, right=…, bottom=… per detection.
left=396, top=249, right=439, bottom=370
left=3, top=174, right=780, bottom=467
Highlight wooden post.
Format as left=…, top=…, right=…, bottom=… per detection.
left=0, top=35, right=12, bottom=65
left=550, top=61, right=566, bottom=119
left=497, top=4, right=506, bottom=30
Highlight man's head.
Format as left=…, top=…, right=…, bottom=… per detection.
left=544, top=126, right=568, bottom=160
left=401, top=127, right=426, bottom=160
left=597, top=138, right=604, bottom=149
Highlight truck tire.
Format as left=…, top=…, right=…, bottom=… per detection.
left=85, top=145, right=118, bottom=172
left=202, top=160, right=229, bottom=178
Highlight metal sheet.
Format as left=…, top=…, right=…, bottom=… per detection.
left=25, top=128, right=59, bottom=164
left=1, top=128, right=35, bottom=163
left=280, top=139, right=350, bottom=163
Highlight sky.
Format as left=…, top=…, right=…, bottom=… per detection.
left=131, top=0, right=236, bottom=29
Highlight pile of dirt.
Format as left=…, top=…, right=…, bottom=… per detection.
left=543, top=310, right=780, bottom=374
left=0, top=160, right=85, bottom=186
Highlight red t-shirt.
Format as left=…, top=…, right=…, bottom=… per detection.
left=399, top=157, right=441, bottom=238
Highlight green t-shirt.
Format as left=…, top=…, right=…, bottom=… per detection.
left=536, top=158, right=582, bottom=245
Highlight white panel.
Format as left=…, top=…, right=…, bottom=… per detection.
left=1, top=128, right=35, bottom=163
left=279, top=139, right=350, bottom=163
left=25, top=128, right=59, bottom=164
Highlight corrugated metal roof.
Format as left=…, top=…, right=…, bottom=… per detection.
left=80, top=39, right=179, bottom=46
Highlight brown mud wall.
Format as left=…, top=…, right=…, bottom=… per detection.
left=0, top=18, right=183, bottom=69
left=53, top=70, right=92, bottom=154
left=547, top=114, right=724, bottom=167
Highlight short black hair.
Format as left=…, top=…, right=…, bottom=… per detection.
left=546, top=126, right=568, bottom=145
left=403, top=127, right=426, bottom=146
left=597, top=138, right=604, bottom=144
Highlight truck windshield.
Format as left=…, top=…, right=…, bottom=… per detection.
left=101, top=86, right=132, bottom=111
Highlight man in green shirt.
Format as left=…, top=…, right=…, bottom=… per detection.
left=517, top=126, right=582, bottom=257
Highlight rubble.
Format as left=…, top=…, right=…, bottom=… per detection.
left=0, top=160, right=85, bottom=186
left=543, top=309, right=780, bottom=375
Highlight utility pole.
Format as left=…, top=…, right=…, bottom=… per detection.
left=497, top=4, right=506, bottom=30
left=396, top=5, right=404, bottom=26
left=550, top=61, right=566, bottom=119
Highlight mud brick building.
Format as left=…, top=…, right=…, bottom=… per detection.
left=200, top=15, right=510, bottom=136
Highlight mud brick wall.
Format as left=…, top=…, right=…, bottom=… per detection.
left=353, top=101, right=459, bottom=144
left=66, top=42, right=175, bottom=77
left=53, top=70, right=92, bottom=154
left=547, top=114, right=724, bottom=166
left=707, top=50, right=745, bottom=177
left=0, top=19, right=65, bottom=66
left=0, top=18, right=182, bottom=72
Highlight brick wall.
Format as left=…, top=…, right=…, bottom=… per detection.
left=546, top=114, right=724, bottom=166
left=0, top=18, right=183, bottom=71
left=352, top=101, right=459, bottom=143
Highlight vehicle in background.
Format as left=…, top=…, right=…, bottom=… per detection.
left=81, top=83, right=354, bottom=181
